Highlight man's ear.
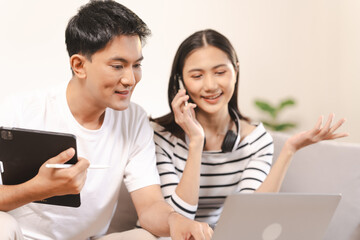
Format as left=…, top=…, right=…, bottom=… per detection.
left=70, top=54, right=87, bottom=79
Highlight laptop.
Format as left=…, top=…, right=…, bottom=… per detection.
left=212, top=193, right=341, bottom=240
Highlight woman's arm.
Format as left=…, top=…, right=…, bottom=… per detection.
left=155, top=90, right=205, bottom=218
left=170, top=90, right=205, bottom=206
left=256, top=114, right=348, bottom=192
left=154, top=134, right=199, bottom=220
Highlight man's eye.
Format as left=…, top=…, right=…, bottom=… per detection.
left=134, top=63, right=142, bottom=69
left=112, top=65, right=123, bottom=69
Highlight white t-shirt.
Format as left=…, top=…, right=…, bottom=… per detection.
left=0, top=83, right=160, bottom=240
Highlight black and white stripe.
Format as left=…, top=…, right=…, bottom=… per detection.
left=151, top=121, right=273, bottom=227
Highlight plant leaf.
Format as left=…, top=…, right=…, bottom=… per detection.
left=277, top=99, right=296, bottom=111
left=255, top=100, right=276, bottom=119
left=262, top=121, right=277, bottom=131
left=273, top=123, right=297, bottom=131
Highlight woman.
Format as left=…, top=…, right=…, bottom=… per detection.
left=150, top=29, right=348, bottom=228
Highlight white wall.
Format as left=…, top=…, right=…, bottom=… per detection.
left=0, top=0, right=359, bottom=143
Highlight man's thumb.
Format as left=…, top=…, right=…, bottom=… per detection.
left=46, top=148, right=75, bottom=164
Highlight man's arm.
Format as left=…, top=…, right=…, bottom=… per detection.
left=131, top=184, right=213, bottom=240
left=0, top=148, right=89, bottom=211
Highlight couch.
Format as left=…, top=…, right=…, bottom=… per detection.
left=108, top=132, right=360, bottom=240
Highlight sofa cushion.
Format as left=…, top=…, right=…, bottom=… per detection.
left=271, top=132, right=360, bottom=240
left=107, top=181, right=138, bottom=233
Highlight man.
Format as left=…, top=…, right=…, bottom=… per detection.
left=0, top=1, right=213, bottom=239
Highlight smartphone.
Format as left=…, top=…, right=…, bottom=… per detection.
left=0, top=127, right=81, bottom=207
left=178, top=78, right=188, bottom=106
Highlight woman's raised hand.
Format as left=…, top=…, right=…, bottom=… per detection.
left=285, top=113, right=349, bottom=153
left=171, top=89, right=204, bottom=142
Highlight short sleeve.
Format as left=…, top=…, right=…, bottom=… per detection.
left=123, top=105, right=160, bottom=192
left=238, top=129, right=274, bottom=193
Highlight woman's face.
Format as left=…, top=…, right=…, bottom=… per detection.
left=182, top=45, right=237, bottom=116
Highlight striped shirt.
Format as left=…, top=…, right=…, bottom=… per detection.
left=151, top=121, right=274, bottom=227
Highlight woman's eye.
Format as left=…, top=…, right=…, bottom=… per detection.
left=192, top=75, right=202, bottom=79
left=216, top=71, right=226, bottom=75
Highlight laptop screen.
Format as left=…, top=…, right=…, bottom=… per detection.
left=212, top=193, right=341, bottom=240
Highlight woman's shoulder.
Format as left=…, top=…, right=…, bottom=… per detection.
left=150, top=120, right=165, bottom=132
left=239, top=120, right=273, bottom=144
left=150, top=121, right=181, bottom=147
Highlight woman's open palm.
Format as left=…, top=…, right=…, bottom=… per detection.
left=286, top=114, right=349, bottom=153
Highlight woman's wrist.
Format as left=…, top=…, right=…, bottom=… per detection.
left=188, top=135, right=204, bottom=148
left=283, top=140, right=297, bottom=155
left=167, top=210, right=180, bottom=225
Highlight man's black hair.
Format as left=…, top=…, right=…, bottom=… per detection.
left=65, top=0, right=151, bottom=59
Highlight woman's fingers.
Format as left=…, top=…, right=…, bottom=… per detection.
left=329, top=118, right=346, bottom=134
left=328, top=132, right=349, bottom=139
left=323, top=113, right=334, bottom=131
left=315, top=114, right=335, bottom=138
left=308, top=115, right=323, bottom=137
left=312, top=114, right=348, bottom=141
left=172, top=90, right=190, bottom=117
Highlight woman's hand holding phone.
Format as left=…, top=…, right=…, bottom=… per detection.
left=172, top=84, right=204, bottom=144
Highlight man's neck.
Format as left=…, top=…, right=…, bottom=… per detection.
left=66, top=77, right=106, bottom=130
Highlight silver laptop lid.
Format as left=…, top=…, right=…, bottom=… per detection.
left=212, top=193, right=341, bottom=240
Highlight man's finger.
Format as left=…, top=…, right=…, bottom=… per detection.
left=72, top=157, right=90, bottom=172
left=46, top=148, right=75, bottom=164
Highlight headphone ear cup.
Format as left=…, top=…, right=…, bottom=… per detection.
left=221, top=130, right=237, bottom=153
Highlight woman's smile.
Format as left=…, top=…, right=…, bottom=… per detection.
left=201, top=92, right=223, bottom=104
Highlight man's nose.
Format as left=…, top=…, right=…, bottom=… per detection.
left=121, top=69, right=136, bottom=87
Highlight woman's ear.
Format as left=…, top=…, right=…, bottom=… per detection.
left=70, top=54, right=87, bottom=79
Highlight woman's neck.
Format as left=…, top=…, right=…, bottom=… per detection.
left=196, top=108, right=233, bottom=151
left=196, top=108, right=230, bottom=133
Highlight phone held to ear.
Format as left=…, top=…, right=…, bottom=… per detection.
left=178, top=79, right=188, bottom=106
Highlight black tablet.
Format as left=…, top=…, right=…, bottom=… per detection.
left=0, top=127, right=81, bottom=207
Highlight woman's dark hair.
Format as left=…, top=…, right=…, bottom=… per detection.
left=65, top=0, right=151, bottom=59
left=152, top=29, right=249, bottom=140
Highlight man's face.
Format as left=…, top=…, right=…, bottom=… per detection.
left=82, top=35, right=143, bottom=111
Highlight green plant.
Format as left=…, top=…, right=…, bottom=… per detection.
left=254, top=98, right=297, bottom=131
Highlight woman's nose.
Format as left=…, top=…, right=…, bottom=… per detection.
left=203, top=75, right=217, bottom=90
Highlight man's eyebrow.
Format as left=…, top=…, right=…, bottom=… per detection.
left=110, top=56, right=144, bottom=63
